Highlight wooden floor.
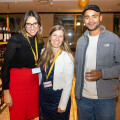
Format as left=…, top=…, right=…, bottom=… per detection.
left=0, top=107, right=10, bottom=120
left=116, top=100, right=120, bottom=120
left=0, top=107, right=39, bottom=120
left=0, top=101, right=119, bottom=120
left=116, top=89, right=120, bottom=120
left=0, top=85, right=120, bottom=120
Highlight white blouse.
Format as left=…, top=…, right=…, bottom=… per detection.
left=39, top=51, right=74, bottom=110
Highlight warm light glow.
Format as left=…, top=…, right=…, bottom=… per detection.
left=79, top=0, right=89, bottom=8
left=68, top=33, right=72, bottom=36
left=7, top=16, right=9, bottom=32
left=76, top=22, right=80, bottom=26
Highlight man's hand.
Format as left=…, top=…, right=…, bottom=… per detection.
left=85, top=70, right=102, bottom=81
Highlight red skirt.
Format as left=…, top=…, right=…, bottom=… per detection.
left=9, top=68, right=39, bottom=120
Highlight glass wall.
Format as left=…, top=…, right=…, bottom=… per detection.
left=54, top=14, right=85, bottom=50
left=0, top=14, right=23, bottom=32
left=114, top=14, right=120, bottom=37
left=76, top=15, right=86, bottom=41
left=55, top=15, right=75, bottom=48
left=0, top=14, right=23, bottom=42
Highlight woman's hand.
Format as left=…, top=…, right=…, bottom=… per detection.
left=57, top=107, right=65, bottom=113
left=4, top=90, right=13, bottom=107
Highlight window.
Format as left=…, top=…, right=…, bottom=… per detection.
left=55, top=14, right=85, bottom=51
left=114, top=14, right=120, bottom=37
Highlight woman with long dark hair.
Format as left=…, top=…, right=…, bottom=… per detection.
left=1, top=10, right=43, bottom=120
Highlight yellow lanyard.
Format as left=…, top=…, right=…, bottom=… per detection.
left=27, top=36, right=38, bottom=66
left=45, top=49, right=62, bottom=80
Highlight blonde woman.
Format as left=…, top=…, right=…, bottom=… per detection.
left=38, top=25, right=74, bottom=120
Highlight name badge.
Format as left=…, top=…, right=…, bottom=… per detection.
left=32, top=68, right=41, bottom=74
left=43, top=81, right=52, bottom=88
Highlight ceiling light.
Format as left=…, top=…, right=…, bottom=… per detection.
left=49, top=0, right=53, bottom=5
left=76, top=22, right=80, bottom=26
left=33, top=0, right=53, bottom=5
left=68, top=33, right=72, bottom=36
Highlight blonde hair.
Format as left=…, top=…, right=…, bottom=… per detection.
left=20, top=10, right=43, bottom=43
left=37, top=25, right=73, bottom=67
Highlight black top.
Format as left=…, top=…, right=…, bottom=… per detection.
left=1, top=33, right=44, bottom=90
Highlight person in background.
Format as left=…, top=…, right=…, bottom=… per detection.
left=1, top=10, right=44, bottom=120
left=38, top=25, right=74, bottom=120
left=75, top=5, right=120, bottom=120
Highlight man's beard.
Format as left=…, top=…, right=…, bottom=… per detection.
left=86, top=23, right=100, bottom=31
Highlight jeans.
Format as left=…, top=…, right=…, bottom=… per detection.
left=76, top=97, right=116, bottom=120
